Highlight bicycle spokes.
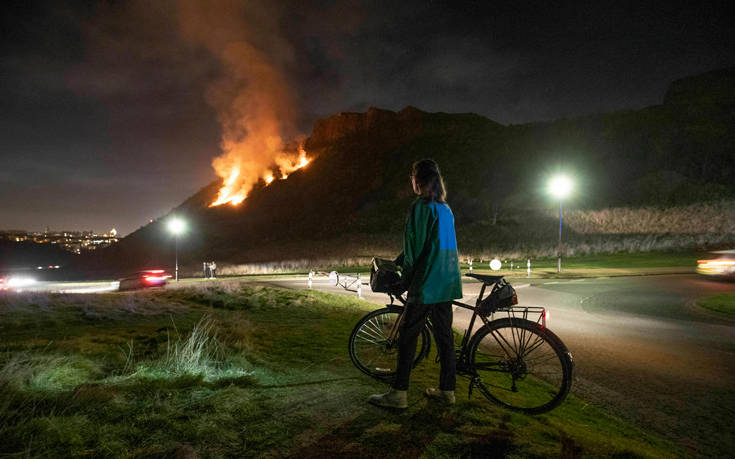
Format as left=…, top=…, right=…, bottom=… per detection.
left=471, top=319, right=571, bottom=413
left=353, top=313, right=398, bottom=371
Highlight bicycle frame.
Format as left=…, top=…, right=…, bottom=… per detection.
left=387, top=280, right=547, bottom=367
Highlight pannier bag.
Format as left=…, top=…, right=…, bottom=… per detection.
left=370, top=258, right=405, bottom=294
left=478, top=280, right=518, bottom=316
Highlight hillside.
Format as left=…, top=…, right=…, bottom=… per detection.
left=82, top=68, right=735, bottom=276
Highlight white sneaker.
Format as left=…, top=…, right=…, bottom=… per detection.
left=424, top=387, right=455, bottom=405
left=368, top=387, right=408, bottom=409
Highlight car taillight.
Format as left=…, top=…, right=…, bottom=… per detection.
left=144, top=275, right=171, bottom=283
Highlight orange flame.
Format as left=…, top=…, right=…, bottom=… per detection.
left=276, top=146, right=310, bottom=180
left=210, top=166, right=247, bottom=206
left=210, top=145, right=311, bottom=206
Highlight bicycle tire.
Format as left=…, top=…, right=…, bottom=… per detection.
left=348, top=306, right=431, bottom=380
left=468, top=317, right=573, bottom=414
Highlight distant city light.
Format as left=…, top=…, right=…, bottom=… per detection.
left=548, top=175, right=573, bottom=199
left=1, top=229, right=119, bottom=254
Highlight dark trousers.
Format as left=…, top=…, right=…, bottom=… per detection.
left=393, top=301, right=456, bottom=391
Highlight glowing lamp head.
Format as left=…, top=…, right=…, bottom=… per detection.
left=548, top=175, right=573, bottom=200
left=167, top=217, right=186, bottom=235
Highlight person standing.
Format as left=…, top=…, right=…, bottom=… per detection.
left=210, top=261, right=217, bottom=279
left=368, top=159, right=463, bottom=409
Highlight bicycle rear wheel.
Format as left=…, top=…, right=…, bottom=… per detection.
left=468, top=317, right=573, bottom=414
left=349, top=306, right=431, bottom=380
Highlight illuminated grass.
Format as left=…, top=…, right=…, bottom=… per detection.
left=0, top=286, right=683, bottom=457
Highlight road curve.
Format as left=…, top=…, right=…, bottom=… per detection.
left=270, top=273, right=735, bottom=457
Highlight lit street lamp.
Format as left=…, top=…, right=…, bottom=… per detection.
left=167, top=217, right=187, bottom=281
left=548, top=175, right=573, bottom=273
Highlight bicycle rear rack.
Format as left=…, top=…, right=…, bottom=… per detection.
left=493, top=306, right=547, bottom=328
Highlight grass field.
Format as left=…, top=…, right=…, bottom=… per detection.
left=698, top=292, right=735, bottom=316
left=0, top=284, right=681, bottom=457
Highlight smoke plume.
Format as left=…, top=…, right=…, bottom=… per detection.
left=177, top=0, right=302, bottom=206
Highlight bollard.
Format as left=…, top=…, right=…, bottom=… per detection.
left=469, top=259, right=473, bottom=273
left=308, top=270, right=313, bottom=289
left=527, top=259, right=531, bottom=277
left=357, top=273, right=363, bottom=299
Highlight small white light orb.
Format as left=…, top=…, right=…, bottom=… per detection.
left=489, top=259, right=502, bottom=271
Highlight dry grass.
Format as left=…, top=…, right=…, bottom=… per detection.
left=218, top=256, right=376, bottom=276
left=561, top=200, right=735, bottom=235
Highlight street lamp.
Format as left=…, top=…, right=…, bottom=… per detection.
left=167, top=217, right=186, bottom=281
left=548, top=175, right=573, bottom=273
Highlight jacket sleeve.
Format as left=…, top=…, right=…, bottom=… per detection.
left=402, top=200, right=431, bottom=288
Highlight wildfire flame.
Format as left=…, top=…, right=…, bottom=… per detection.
left=275, top=146, right=310, bottom=180
left=211, top=166, right=246, bottom=206
left=210, top=145, right=311, bottom=206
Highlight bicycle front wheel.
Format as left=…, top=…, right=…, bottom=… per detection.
left=468, top=318, right=573, bottom=414
left=348, top=306, right=431, bottom=380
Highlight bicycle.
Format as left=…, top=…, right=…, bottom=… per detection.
left=348, top=273, right=574, bottom=414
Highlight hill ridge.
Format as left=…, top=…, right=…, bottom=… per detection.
left=83, top=67, right=735, bottom=275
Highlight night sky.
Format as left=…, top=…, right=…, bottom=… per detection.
left=1, top=0, right=733, bottom=236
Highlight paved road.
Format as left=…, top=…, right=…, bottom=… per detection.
left=271, top=273, right=735, bottom=457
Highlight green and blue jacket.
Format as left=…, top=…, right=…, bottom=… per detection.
left=399, top=197, right=463, bottom=304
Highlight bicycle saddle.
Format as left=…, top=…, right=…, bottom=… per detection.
left=465, top=273, right=504, bottom=285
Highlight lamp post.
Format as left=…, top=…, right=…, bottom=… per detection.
left=548, top=175, right=573, bottom=273
left=167, top=217, right=186, bottom=282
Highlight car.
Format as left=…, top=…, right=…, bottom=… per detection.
left=118, top=270, right=172, bottom=291
left=697, top=250, right=735, bottom=279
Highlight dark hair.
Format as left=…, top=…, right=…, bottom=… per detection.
left=412, top=159, right=447, bottom=203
